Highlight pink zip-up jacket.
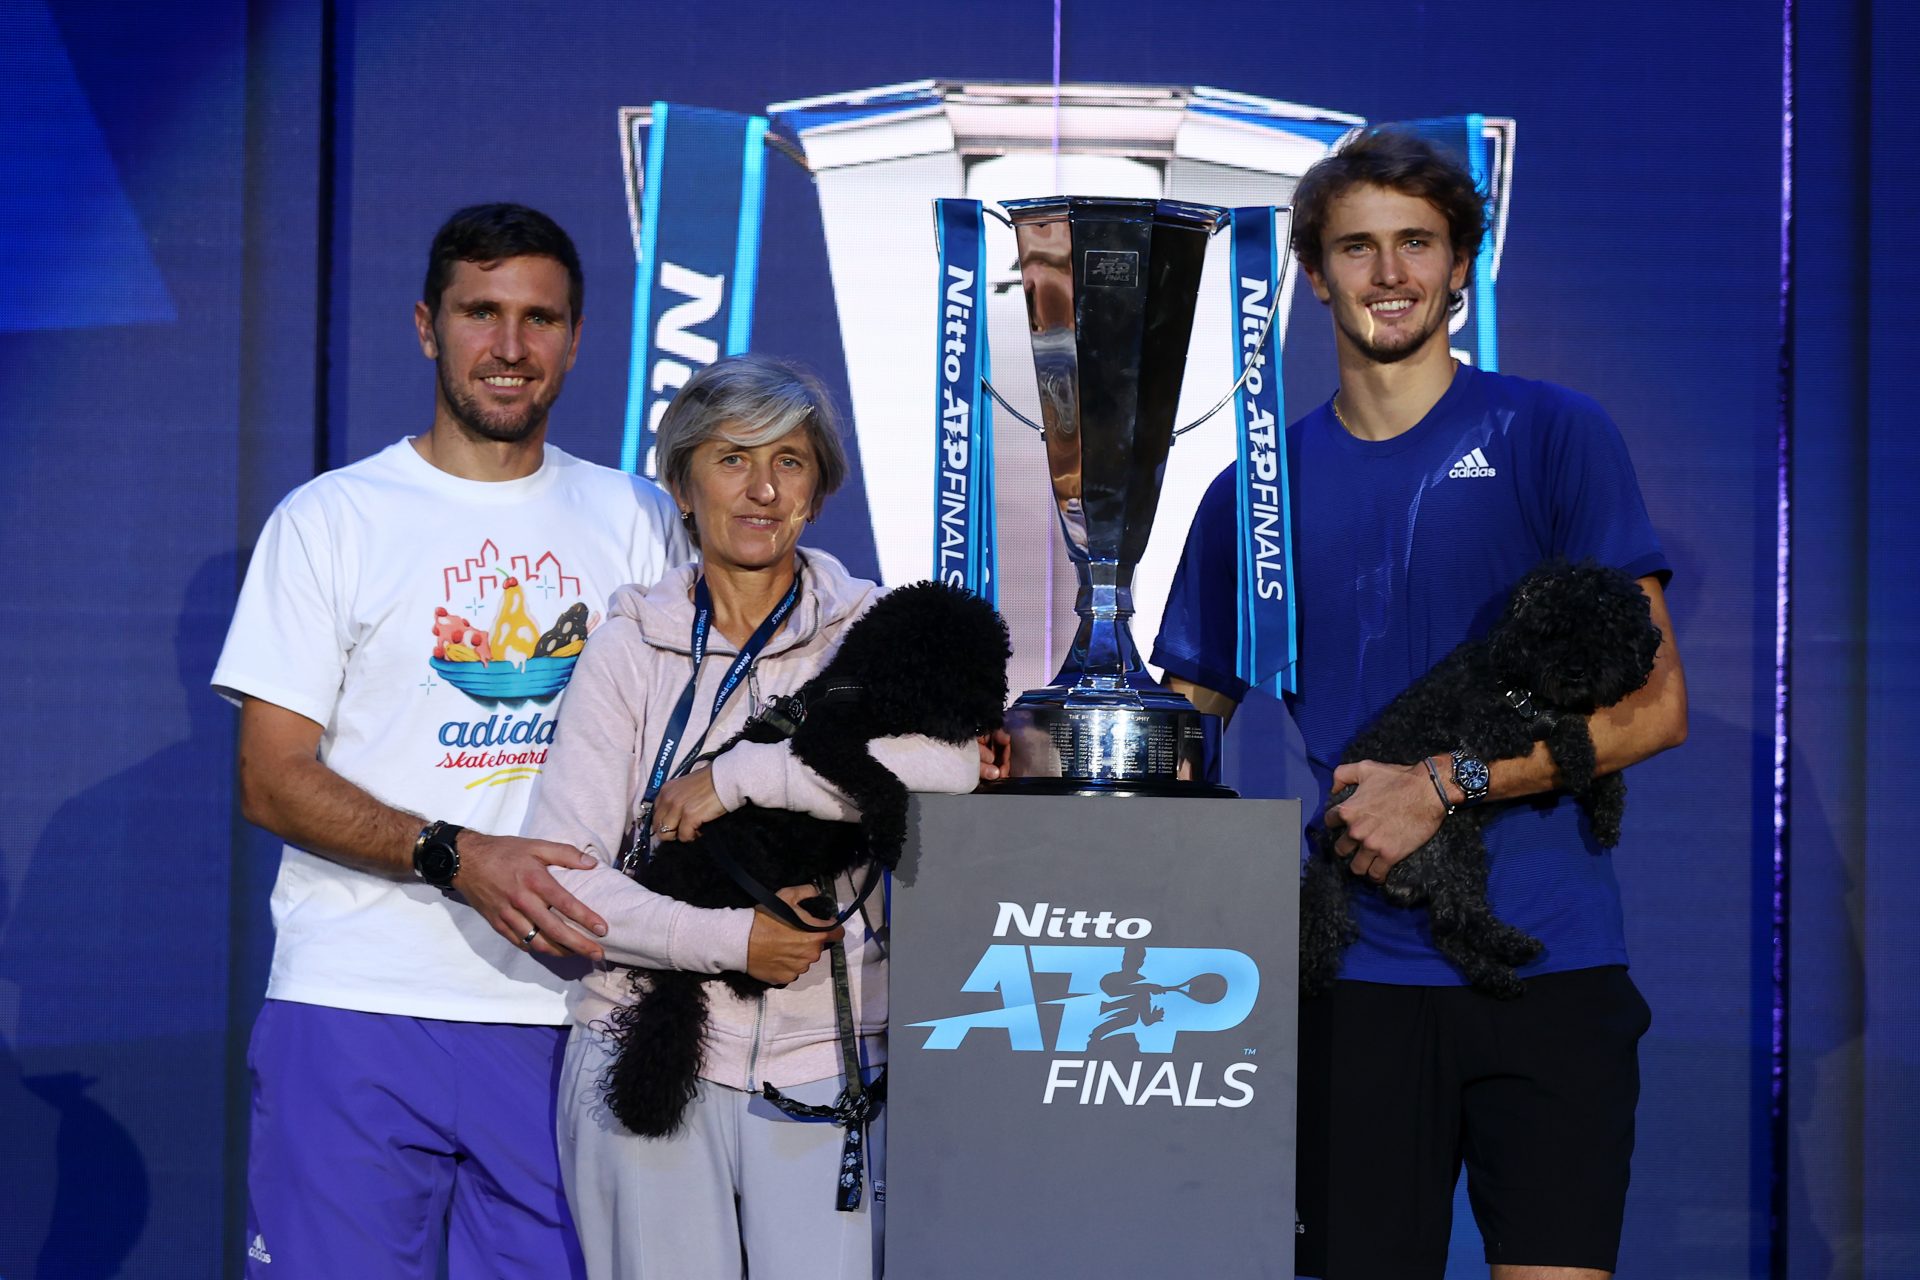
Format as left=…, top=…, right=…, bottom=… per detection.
left=523, top=550, right=979, bottom=1090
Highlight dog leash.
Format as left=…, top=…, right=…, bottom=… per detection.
left=686, top=675, right=882, bottom=932
left=696, top=840, right=886, bottom=933
left=729, top=681, right=886, bottom=1211
left=760, top=897, right=885, bottom=1212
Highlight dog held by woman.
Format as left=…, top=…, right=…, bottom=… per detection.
left=603, top=580, right=1010, bottom=1139
left=1298, top=560, right=1663, bottom=998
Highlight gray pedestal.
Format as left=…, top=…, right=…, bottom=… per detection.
left=885, top=793, right=1300, bottom=1279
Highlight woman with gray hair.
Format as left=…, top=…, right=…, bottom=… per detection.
left=523, top=353, right=979, bottom=1279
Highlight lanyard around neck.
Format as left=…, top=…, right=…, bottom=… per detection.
left=630, top=563, right=804, bottom=857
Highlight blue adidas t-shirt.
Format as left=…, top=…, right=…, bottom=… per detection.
left=1153, top=363, right=1669, bottom=985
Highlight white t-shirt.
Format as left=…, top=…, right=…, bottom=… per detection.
left=213, top=439, right=689, bottom=1023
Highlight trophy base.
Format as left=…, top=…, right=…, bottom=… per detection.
left=987, top=774, right=1238, bottom=799
left=998, top=692, right=1234, bottom=797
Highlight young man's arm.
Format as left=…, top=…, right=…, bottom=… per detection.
left=238, top=696, right=607, bottom=960
left=1166, top=676, right=1244, bottom=730
left=1325, top=575, right=1687, bottom=882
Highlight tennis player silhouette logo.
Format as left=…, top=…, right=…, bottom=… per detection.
left=1089, top=945, right=1234, bottom=1047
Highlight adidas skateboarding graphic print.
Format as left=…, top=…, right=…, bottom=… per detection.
left=1449, top=447, right=1497, bottom=479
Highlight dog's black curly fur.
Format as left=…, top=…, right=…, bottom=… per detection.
left=603, top=580, right=1011, bottom=1137
left=1299, top=560, right=1663, bottom=999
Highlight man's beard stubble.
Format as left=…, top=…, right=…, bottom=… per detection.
left=436, top=358, right=561, bottom=444
left=1336, top=294, right=1457, bottom=366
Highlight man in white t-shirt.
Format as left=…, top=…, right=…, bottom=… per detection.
left=214, top=203, right=689, bottom=1278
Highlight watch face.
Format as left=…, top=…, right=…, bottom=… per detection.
left=416, top=836, right=458, bottom=885
left=1454, top=754, right=1490, bottom=798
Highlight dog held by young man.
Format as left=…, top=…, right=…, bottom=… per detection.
left=1299, top=560, right=1663, bottom=998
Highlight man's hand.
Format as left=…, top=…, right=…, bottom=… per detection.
left=1323, top=758, right=1448, bottom=884
left=653, top=770, right=726, bottom=842
left=977, top=728, right=1012, bottom=785
left=238, top=698, right=609, bottom=960
left=745, top=885, right=843, bottom=985
left=1319, top=577, right=1686, bottom=890
left=452, top=832, right=609, bottom=962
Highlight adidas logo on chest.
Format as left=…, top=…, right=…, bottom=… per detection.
left=1448, top=447, right=1497, bottom=479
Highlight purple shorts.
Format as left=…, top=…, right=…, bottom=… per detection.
left=243, top=999, right=585, bottom=1279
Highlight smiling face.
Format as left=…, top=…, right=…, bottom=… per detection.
left=1303, top=183, right=1468, bottom=367
left=414, top=254, right=580, bottom=444
left=674, top=429, right=820, bottom=574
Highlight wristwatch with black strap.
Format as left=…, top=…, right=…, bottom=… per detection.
left=412, top=819, right=465, bottom=886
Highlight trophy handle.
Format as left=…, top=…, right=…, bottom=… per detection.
left=981, top=295, right=1278, bottom=441
left=966, top=205, right=1052, bottom=435
left=1169, top=294, right=1279, bottom=439
left=980, top=376, right=1048, bottom=435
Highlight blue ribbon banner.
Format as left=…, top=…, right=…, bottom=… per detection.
left=622, top=102, right=770, bottom=475
left=1397, top=114, right=1501, bottom=372
left=1228, top=206, right=1297, bottom=695
left=930, top=199, right=996, bottom=605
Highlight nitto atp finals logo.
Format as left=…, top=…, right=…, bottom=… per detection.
left=909, top=901, right=1262, bottom=1109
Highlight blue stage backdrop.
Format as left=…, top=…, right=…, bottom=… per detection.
left=0, top=1, right=1915, bottom=1276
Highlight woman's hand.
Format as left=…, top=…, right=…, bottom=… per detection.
left=976, top=728, right=1012, bottom=785
left=745, top=885, right=843, bottom=985
left=652, top=769, right=727, bottom=842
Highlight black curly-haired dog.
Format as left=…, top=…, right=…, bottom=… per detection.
left=603, top=579, right=1011, bottom=1138
left=1299, top=559, right=1663, bottom=999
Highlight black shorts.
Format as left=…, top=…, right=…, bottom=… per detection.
left=1295, top=966, right=1651, bottom=1280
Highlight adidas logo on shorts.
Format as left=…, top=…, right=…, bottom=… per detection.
left=248, top=1234, right=273, bottom=1264
left=1449, top=447, right=1497, bottom=479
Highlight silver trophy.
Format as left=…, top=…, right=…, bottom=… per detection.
left=995, top=196, right=1236, bottom=795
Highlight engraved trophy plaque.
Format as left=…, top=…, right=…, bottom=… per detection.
left=996, top=195, right=1235, bottom=795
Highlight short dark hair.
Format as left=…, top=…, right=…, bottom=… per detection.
left=422, top=203, right=584, bottom=323
left=1291, top=126, right=1490, bottom=309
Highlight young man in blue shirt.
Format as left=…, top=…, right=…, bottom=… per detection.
left=1153, top=129, right=1688, bottom=1279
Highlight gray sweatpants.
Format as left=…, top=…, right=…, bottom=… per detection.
left=557, top=1023, right=884, bottom=1280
